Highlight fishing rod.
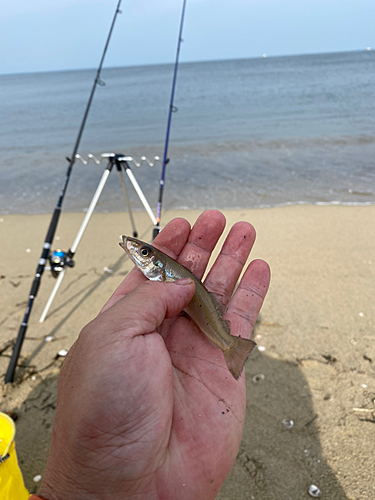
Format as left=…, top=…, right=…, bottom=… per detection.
left=153, top=0, right=187, bottom=240
left=5, top=0, right=123, bottom=383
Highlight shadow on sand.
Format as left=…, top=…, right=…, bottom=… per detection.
left=217, top=347, right=349, bottom=500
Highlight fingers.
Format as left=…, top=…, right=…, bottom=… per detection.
left=174, top=210, right=226, bottom=279
left=224, top=259, right=271, bottom=340
left=204, top=221, right=256, bottom=306
left=152, top=217, right=191, bottom=258
left=93, top=279, right=196, bottom=339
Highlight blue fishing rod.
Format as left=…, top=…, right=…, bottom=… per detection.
left=5, top=0, right=123, bottom=383
left=153, top=0, right=187, bottom=240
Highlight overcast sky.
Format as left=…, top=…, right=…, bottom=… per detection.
left=2, top=0, right=375, bottom=75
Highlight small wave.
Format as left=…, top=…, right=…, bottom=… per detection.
left=172, top=134, right=375, bottom=157
left=347, top=190, right=373, bottom=196
left=168, top=200, right=375, bottom=212
left=256, top=200, right=375, bottom=209
left=314, top=200, right=373, bottom=207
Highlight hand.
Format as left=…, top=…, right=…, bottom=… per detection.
left=39, top=210, right=270, bottom=500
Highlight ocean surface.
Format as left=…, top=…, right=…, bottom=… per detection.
left=1, top=51, right=375, bottom=215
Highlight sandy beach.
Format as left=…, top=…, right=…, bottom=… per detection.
left=0, top=205, right=374, bottom=499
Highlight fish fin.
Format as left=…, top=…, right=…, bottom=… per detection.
left=208, top=293, right=231, bottom=334
left=223, top=337, right=256, bottom=380
left=209, top=292, right=227, bottom=317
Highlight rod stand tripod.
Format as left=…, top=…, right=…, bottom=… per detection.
left=39, top=153, right=158, bottom=324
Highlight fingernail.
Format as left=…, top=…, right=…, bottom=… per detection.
left=175, top=278, right=194, bottom=286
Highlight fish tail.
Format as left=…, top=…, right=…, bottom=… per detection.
left=223, top=337, right=256, bottom=380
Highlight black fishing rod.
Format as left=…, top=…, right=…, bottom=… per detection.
left=153, top=0, right=187, bottom=240
left=5, top=0, right=122, bottom=383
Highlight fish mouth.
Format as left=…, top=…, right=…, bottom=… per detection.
left=127, top=240, right=134, bottom=252
left=120, top=236, right=142, bottom=266
left=124, top=237, right=132, bottom=251
left=122, top=235, right=138, bottom=248
left=119, top=235, right=131, bottom=255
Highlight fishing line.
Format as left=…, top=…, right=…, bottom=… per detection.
left=5, top=0, right=123, bottom=383
left=153, top=0, right=187, bottom=240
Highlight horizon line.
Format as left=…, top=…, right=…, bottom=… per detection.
left=1, top=47, right=372, bottom=78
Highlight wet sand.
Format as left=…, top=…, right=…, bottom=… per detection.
left=0, top=205, right=374, bottom=499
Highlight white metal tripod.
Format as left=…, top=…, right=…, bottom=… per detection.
left=39, top=153, right=160, bottom=323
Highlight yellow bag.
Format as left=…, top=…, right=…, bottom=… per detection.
left=0, top=412, right=29, bottom=500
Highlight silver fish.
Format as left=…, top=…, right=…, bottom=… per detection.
left=120, top=236, right=256, bottom=380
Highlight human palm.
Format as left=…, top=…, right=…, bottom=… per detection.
left=39, top=210, right=270, bottom=500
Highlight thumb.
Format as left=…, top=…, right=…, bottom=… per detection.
left=96, top=278, right=196, bottom=336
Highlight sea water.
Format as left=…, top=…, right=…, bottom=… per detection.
left=1, top=50, right=374, bottom=214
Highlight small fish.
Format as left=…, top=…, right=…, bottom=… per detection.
left=120, top=236, right=256, bottom=380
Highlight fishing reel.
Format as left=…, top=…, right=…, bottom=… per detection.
left=49, top=249, right=75, bottom=278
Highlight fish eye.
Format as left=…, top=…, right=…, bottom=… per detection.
left=141, top=247, right=150, bottom=257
